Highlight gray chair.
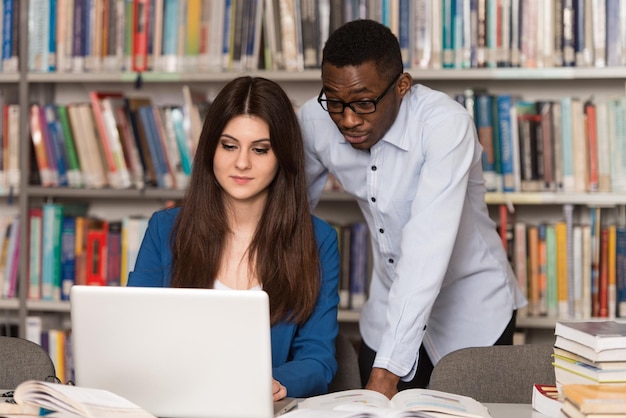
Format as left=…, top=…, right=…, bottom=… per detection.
left=0, top=336, right=56, bottom=389
left=428, top=344, right=555, bottom=403
left=328, top=333, right=362, bottom=392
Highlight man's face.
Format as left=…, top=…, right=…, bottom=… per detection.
left=320, top=62, right=409, bottom=151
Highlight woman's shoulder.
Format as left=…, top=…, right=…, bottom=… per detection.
left=311, top=215, right=337, bottom=240
left=148, top=206, right=181, bottom=228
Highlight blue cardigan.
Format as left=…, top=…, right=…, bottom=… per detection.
left=127, top=207, right=340, bottom=397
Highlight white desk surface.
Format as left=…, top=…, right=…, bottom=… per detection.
left=485, top=403, right=549, bottom=418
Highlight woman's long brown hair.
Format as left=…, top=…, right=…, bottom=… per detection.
left=170, top=76, right=320, bottom=325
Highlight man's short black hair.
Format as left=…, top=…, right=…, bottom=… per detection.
left=322, top=19, right=403, bottom=81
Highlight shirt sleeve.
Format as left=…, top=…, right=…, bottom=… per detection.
left=373, top=112, right=480, bottom=379
left=272, top=219, right=340, bottom=397
left=298, top=104, right=330, bottom=209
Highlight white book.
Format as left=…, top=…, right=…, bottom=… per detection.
left=295, top=389, right=492, bottom=418
left=6, top=103, right=19, bottom=193
left=541, top=0, right=554, bottom=67
left=152, top=0, right=164, bottom=71
left=571, top=98, right=587, bottom=192
left=28, top=0, right=50, bottom=72
left=430, top=0, right=442, bottom=69
left=591, top=0, right=606, bottom=67
left=25, top=316, right=43, bottom=345
left=411, top=0, right=432, bottom=69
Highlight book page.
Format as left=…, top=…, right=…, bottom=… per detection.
left=298, top=389, right=391, bottom=410
left=390, top=389, right=492, bottom=418
left=14, top=381, right=156, bottom=418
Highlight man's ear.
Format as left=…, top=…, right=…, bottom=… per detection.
left=398, top=73, right=413, bottom=97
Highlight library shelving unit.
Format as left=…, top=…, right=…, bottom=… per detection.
left=4, top=2, right=626, bottom=345
left=9, top=68, right=626, bottom=342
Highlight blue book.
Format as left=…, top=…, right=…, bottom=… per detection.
left=349, top=222, right=369, bottom=310
left=60, top=216, right=76, bottom=301
left=606, top=0, right=621, bottom=66
left=38, top=106, right=60, bottom=187
left=398, top=0, right=410, bottom=68
left=48, top=0, right=57, bottom=71
left=44, top=105, right=69, bottom=187
left=442, top=0, right=455, bottom=68
left=222, top=0, right=232, bottom=70
left=162, top=0, right=180, bottom=67
left=475, top=94, right=497, bottom=192
left=497, top=95, right=518, bottom=192
left=2, top=0, right=13, bottom=65
left=138, top=106, right=171, bottom=189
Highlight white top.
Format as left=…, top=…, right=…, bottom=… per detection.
left=298, top=84, right=527, bottom=381
left=214, top=279, right=262, bottom=291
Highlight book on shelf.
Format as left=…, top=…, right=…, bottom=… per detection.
left=531, top=384, right=563, bottom=418
left=88, top=91, right=133, bottom=190
left=0, top=380, right=156, bottom=417
left=555, top=321, right=626, bottom=352
left=288, top=388, right=492, bottom=418
left=561, top=383, right=626, bottom=417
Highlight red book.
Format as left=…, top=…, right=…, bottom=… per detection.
left=86, top=224, right=108, bottom=287
left=585, top=101, right=599, bottom=192
left=132, top=0, right=150, bottom=72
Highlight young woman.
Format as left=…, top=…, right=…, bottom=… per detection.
left=128, top=76, right=340, bottom=399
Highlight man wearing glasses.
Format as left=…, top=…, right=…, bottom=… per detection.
left=297, top=19, right=527, bottom=399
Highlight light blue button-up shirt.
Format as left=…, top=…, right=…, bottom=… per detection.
left=298, top=83, right=527, bottom=381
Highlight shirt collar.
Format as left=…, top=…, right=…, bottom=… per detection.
left=375, top=88, right=413, bottom=152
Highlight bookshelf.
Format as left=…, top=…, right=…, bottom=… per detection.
left=2, top=2, right=626, bottom=348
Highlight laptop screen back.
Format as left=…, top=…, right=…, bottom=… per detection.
left=70, top=285, right=274, bottom=418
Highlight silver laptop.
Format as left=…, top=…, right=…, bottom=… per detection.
left=70, top=285, right=281, bottom=418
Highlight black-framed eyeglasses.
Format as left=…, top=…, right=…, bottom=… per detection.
left=317, top=72, right=403, bottom=115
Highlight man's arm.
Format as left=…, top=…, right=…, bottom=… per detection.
left=366, top=368, right=400, bottom=399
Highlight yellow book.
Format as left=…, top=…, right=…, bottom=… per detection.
left=555, top=221, right=568, bottom=318
left=562, top=384, right=626, bottom=414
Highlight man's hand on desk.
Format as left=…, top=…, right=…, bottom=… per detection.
left=365, top=367, right=400, bottom=399
left=273, top=379, right=287, bottom=401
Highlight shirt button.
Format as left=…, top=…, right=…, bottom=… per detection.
left=379, top=228, right=384, bottom=233
left=371, top=197, right=376, bottom=202
left=388, top=258, right=394, bottom=264
left=371, top=166, right=377, bottom=171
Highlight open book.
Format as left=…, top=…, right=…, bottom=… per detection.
left=0, top=380, right=156, bottom=418
left=285, top=388, right=492, bottom=418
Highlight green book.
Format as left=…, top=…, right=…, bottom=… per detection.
left=56, top=105, right=83, bottom=188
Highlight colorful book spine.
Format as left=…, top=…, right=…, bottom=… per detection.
left=41, top=203, right=63, bottom=302
left=497, top=94, right=517, bottom=192
left=60, top=215, right=76, bottom=301
left=28, top=208, right=43, bottom=300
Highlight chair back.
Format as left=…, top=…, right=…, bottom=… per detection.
left=428, top=344, right=555, bottom=403
left=0, top=336, right=56, bottom=389
left=328, top=333, right=361, bottom=392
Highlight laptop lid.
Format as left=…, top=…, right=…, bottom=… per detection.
left=70, top=285, right=274, bottom=418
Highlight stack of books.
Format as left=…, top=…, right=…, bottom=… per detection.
left=560, top=384, right=626, bottom=418
left=553, top=321, right=626, bottom=388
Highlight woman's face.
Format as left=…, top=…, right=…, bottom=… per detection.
left=213, top=115, right=279, bottom=205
